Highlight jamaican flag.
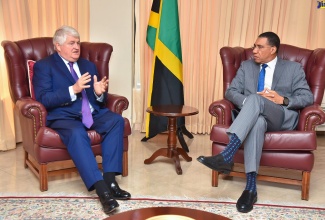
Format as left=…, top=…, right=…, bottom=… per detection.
left=142, top=0, right=186, bottom=141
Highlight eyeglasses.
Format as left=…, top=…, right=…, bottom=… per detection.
left=251, top=45, right=273, bottom=50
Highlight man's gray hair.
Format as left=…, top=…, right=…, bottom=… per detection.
left=53, top=25, right=80, bottom=46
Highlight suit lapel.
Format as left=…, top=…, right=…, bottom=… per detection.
left=77, top=60, right=87, bottom=77
left=77, top=59, right=94, bottom=99
left=271, top=57, right=284, bottom=90
left=53, top=53, right=76, bottom=84
left=253, top=63, right=260, bottom=92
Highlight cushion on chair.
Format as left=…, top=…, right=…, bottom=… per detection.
left=35, top=118, right=131, bottom=150
left=35, top=127, right=102, bottom=149
left=27, top=60, right=36, bottom=99
left=212, top=143, right=315, bottom=171
left=210, top=124, right=317, bottom=151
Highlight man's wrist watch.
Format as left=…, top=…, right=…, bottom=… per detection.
left=282, top=97, right=289, bottom=106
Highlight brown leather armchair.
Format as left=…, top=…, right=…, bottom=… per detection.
left=209, top=44, right=325, bottom=200
left=2, top=37, right=131, bottom=191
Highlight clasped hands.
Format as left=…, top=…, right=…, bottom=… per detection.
left=257, top=88, right=284, bottom=105
left=72, top=72, right=109, bottom=96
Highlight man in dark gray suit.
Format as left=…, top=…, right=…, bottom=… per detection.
left=197, top=32, right=313, bottom=213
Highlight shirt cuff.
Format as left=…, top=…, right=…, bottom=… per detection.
left=69, top=86, right=77, bottom=101
left=95, top=91, right=104, bottom=102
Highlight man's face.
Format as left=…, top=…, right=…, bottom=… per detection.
left=252, top=37, right=277, bottom=64
left=55, top=35, right=80, bottom=62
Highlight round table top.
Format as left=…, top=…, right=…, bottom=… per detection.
left=106, top=207, right=230, bottom=220
left=146, top=105, right=199, bottom=117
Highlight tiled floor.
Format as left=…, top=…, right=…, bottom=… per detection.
left=0, top=130, right=324, bottom=208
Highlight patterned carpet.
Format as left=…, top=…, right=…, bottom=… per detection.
left=0, top=196, right=324, bottom=220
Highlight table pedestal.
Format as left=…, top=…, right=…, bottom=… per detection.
left=144, top=117, right=192, bottom=174
left=144, top=105, right=198, bottom=175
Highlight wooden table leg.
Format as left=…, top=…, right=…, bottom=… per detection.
left=144, top=148, right=168, bottom=164
left=176, top=148, right=192, bottom=162
left=171, top=149, right=182, bottom=174
left=144, top=116, right=192, bottom=175
left=168, top=117, right=189, bottom=174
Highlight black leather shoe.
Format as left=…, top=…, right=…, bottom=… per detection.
left=197, top=154, right=233, bottom=174
left=108, top=182, right=131, bottom=200
left=99, top=191, right=119, bottom=214
left=236, top=190, right=257, bottom=213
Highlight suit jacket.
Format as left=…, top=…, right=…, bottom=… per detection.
left=33, top=52, right=107, bottom=124
left=225, top=57, right=314, bottom=130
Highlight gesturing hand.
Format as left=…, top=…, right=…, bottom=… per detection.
left=257, top=88, right=284, bottom=105
left=94, top=75, right=109, bottom=96
left=72, top=72, right=91, bottom=94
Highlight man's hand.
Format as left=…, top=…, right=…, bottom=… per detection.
left=94, top=75, right=109, bottom=96
left=72, top=72, right=91, bottom=94
left=257, top=88, right=284, bottom=104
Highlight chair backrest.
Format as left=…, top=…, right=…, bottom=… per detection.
left=2, top=37, right=113, bottom=103
left=219, top=44, right=325, bottom=105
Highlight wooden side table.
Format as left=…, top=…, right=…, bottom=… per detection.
left=144, top=105, right=199, bottom=174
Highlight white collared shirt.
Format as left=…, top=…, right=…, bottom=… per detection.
left=58, top=55, right=103, bottom=112
left=242, top=56, right=278, bottom=106
left=263, top=56, right=277, bottom=90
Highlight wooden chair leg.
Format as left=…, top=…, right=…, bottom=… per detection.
left=122, top=151, right=128, bottom=177
left=212, top=170, right=219, bottom=187
left=301, top=171, right=310, bottom=200
left=221, top=174, right=234, bottom=180
left=39, top=164, right=48, bottom=192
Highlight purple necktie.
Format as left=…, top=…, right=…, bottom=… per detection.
left=257, top=64, right=268, bottom=92
left=68, top=62, right=94, bottom=128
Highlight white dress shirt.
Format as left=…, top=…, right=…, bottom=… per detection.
left=263, top=56, right=277, bottom=90
left=59, top=56, right=104, bottom=112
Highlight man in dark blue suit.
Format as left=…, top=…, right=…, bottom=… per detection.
left=33, top=25, right=130, bottom=214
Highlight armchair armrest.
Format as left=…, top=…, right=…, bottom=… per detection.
left=106, top=93, right=129, bottom=115
left=16, top=97, right=47, bottom=158
left=16, top=97, right=47, bottom=139
left=209, top=98, right=235, bottom=126
left=296, top=104, right=325, bottom=131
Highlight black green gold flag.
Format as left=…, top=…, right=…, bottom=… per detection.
left=143, top=0, right=185, bottom=140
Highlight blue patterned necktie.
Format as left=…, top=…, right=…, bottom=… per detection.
left=257, top=64, right=268, bottom=92
left=68, top=62, right=94, bottom=128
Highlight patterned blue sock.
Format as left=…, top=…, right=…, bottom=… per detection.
left=221, top=133, right=241, bottom=163
left=245, top=172, right=257, bottom=193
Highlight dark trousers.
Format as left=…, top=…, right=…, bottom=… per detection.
left=49, top=109, right=124, bottom=190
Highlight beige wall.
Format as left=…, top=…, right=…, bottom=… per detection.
left=90, top=0, right=134, bottom=120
